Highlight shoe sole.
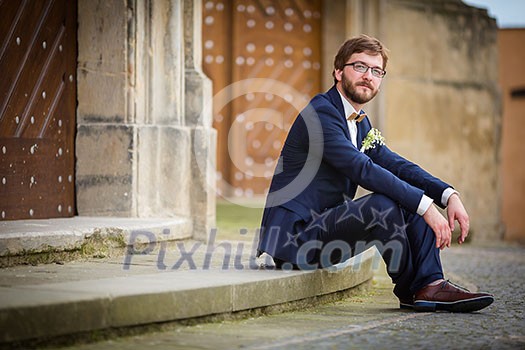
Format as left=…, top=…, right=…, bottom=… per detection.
left=413, top=296, right=494, bottom=313
left=399, top=302, right=414, bottom=310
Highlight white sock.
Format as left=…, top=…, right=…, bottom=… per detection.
left=427, top=278, right=445, bottom=287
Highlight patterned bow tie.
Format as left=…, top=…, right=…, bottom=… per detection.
left=348, top=112, right=367, bottom=123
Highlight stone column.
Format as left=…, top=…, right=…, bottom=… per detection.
left=76, top=0, right=137, bottom=216
left=183, top=0, right=216, bottom=240
left=133, top=0, right=192, bottom=220
left=76, top=0, right=216, bottom=241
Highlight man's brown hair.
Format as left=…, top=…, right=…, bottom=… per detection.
left=332, top=34, right=389, bottom=83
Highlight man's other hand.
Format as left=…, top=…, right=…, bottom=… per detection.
left=423, top=205, right=452, bottom=249
left=446, top=193, right=470, bottom=244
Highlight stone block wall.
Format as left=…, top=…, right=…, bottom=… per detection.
left=76, top=0, right=215, bottom=240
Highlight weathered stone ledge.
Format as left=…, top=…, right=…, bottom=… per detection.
left=0, top=216, right=192, bottom=267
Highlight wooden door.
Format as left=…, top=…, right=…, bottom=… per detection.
left=0, top=0, right=77, bottom=220
left=203, top=0, right=322, bottom=198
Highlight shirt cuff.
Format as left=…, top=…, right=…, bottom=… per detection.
left=441, top=187, right=459, bottom=207
left=417, top=194, right=434, bottom=216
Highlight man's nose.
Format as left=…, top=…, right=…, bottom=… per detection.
left=362, top=68, right=373, bottom=79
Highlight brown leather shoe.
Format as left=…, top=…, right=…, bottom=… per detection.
left=414, top=280, right=494, bottom=312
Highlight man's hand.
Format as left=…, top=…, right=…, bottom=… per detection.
left=446, top=193, right=470, bottom=244
left=423, top=204, right=452, bottom=249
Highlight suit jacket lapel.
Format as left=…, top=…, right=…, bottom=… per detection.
left=326, top=86, right=345, bottom=117
left=326, top=85, right=350, bottom=140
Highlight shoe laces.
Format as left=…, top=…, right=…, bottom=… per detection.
left=445, top=279, right=470, bottom=292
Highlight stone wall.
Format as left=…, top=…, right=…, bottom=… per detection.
left=76, top=0, right=215, bottom=240
left=381, top=0, right=502, bottom=241
left=499, top=29, right=525, bottom=243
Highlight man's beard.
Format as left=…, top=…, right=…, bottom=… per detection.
left=341, top=75, right=378, bottom=105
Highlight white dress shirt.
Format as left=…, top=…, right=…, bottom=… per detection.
left=336, top=88, right=457, bottom=216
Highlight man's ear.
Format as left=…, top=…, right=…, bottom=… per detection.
left=334, top=69, right=343, bottom=81
left=334, top=69, right=343, bottom=82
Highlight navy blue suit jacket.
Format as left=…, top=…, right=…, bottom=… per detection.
left=257, top=85, right=450, bottom=264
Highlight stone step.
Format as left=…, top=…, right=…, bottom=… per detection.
left=0, top=217, right=192, bottom=267
left=0, top=246, right=376, bottom=346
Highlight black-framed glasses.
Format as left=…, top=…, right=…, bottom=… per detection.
left=343, top=62, right=386, bottom=78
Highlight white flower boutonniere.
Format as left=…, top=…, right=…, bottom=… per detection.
left=360, top=128, right=385, bottom=152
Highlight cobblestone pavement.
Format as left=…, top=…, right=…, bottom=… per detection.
left=60, top=244, right=524, bottom=350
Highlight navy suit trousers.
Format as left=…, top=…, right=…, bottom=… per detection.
left=310, top=193, right=444, bottom=299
